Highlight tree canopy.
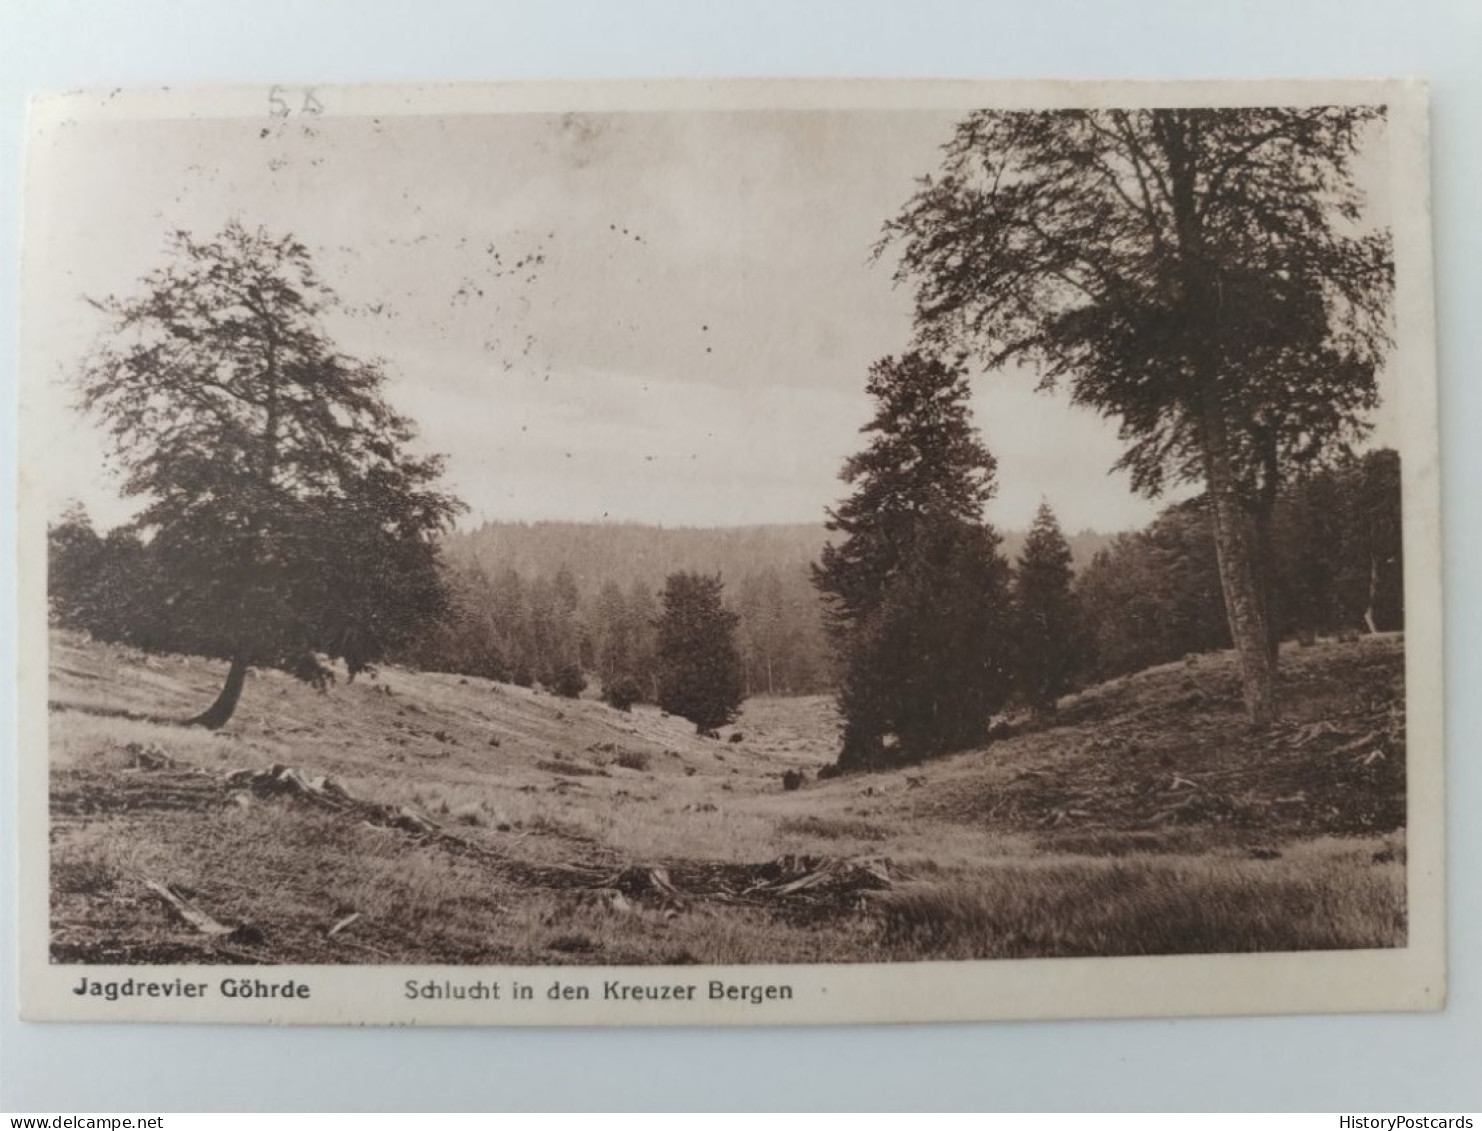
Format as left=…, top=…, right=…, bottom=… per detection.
left=883, top=108, right=1393, bottom=725
left=74, top=221, right=463, bottom=726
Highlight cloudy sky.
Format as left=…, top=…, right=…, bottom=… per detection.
left=24, top=98, right=1396, bottom=534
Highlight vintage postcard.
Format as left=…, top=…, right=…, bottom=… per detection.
left=16, top=79, right=1443, bottom=1025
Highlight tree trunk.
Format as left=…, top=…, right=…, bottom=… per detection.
left=835, top=734, right=884, bottom=773
left=1251, top=501, right=1280, bottom=666
left=1201, top=400, right=1277, bottom=727
left=1161, top=115, right=1274, bottom=726
left=834, top=686, right=888, bottom=773
left=1363, top=555, right=1380, bottom=634
left=188, top=654, right=250, bottom=729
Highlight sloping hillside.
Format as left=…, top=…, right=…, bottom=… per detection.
left=48, top=630, right=1406, bottom=965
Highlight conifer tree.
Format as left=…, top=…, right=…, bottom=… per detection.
left=627, top=579, right=662, bottom=701
left=813, top=351, right=1014, bottom=770
left=592, top=581, right=632, bottom=685
left=1013, top=502, right=1084, bottom=717
left=655, top=572, right=745, bottom=732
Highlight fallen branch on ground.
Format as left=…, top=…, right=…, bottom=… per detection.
left=144, top=879, right=233, bottom=936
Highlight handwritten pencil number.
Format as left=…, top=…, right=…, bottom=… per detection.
left=268, top=86, right=323, bottom=118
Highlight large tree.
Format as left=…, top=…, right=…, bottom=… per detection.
left=76, top=222, right=463, bottom=727
left=814, top=351, right=1015, bottom=770
left=883, top=108, right=1393, bottom=725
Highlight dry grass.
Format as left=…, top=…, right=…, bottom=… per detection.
left=614, top=749, right=651, bottom=772
left=875, top=838, right=1406, bottom=959
left=775, top=814, right=892, bottom=842
left=47, top=629, right=1408, bottom=965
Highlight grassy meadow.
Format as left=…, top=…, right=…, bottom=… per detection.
left=48, top=629, right=1407, bottom=965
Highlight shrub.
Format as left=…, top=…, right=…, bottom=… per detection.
left=615, top=750, right=650, bottom=772
left=603, top=675, right=642, bottom=712
left=547, top=662, right=587, bottom=699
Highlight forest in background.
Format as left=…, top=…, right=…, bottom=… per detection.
left=49, top=447, right=1401, bottom=708
left=1080, top=448, right=1403, bottom=681
left=300, top=449, right=1412, bottom=705
left=386, top=447, right=1400, bottom=701
left=395, top=519, right=1116, bottom=699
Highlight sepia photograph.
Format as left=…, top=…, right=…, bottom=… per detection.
left=15, top=79, right=1443, bottom=1025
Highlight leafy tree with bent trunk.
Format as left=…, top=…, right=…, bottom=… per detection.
left=883, top=108, right=1393, bottom=726
left=75, top=222, right=463, bottom=728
